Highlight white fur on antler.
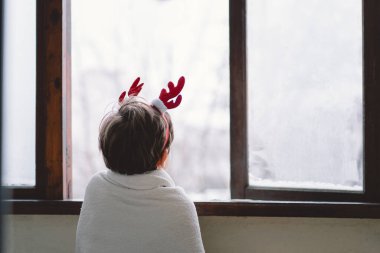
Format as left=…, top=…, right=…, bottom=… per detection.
left=151, top=98, right=168, bottom=113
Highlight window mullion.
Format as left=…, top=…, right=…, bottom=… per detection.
left=230, top=0, right=249, bottom=199
left=36, top=0, right=71, bottom=200
left=363, top=0, right=380, bottom=203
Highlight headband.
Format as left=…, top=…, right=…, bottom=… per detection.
left=119, top=76, right=185, bottom=151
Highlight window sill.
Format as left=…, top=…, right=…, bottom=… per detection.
left=4, top=200, right=380, bottom=218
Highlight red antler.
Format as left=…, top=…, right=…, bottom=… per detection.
left=159, top=76, right=185, bottom=109
left=118, top=91, right=127, bottom=103
left=118, top=77, right=144, bottom=104
left=128, top=77, right=144, bottom=96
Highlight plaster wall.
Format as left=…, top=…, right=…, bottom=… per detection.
left=4, top=215, right=380, bottom=253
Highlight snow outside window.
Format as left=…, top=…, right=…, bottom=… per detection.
left=72, top=0, right=230, bottom=200
left=247, top=0, right=363, bottom=191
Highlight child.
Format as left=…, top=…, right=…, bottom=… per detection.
left=75, top=77, right=205, bottom=253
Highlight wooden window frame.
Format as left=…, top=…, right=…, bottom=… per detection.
left=3, top=0, right=380, bottom=218
left=4, top=0, right=71, bottom=200
left=230, top=0, right=380, bottom=203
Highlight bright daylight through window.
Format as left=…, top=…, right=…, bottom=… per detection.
left=1, top=0, right=36, bottom=186
left=247, top=0, right=363, bottom=191
left=72, top=0, right=230, bottom=200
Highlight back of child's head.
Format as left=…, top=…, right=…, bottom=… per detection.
left=99, top=97, right=173, bottom=175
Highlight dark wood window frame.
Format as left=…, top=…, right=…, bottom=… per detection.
left=3, top=0, right=380, bottom=218
left=3, top=0, right=72, bottom=200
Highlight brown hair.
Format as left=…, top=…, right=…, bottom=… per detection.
left=99, top=97, right=174, bottom=175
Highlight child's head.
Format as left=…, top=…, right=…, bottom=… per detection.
left=99, top=97, right=174, bottom=175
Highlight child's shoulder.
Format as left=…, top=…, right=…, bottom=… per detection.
left=154, top=183, right=195, bottom=211
left=86, top=170, right=107, bottom=186
left=83, top=169, right=195, bottom=207
left=82, top=170, right=111, bottom=195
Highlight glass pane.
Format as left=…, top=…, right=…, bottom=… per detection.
left=1, top=0, right=36, bottom=186
left=72, top=0, right=229, bottom=200
left=247, top=0, right=363, bottom=191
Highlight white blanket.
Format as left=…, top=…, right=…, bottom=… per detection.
left=75, top=169, right=205, bottom=253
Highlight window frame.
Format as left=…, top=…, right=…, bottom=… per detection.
left=4, top=0, right=71, bottom=200
left=3, top=0, right=380, bottom=218
left=230, top=0, right=380, bottom=203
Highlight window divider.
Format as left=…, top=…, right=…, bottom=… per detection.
left=230, top=0, right=249, bottom=199
left=34, top=0, right=71, bottom=200
left=62, top=0, right=72, bottom=200
left=363, top=0, right=380, bottom=203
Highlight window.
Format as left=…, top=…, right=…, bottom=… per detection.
left=71, top=0, right=230, bottom=201
left=2, top=0, right=71, bottom=199
left=231, top=0, right=380, bottom=203
left=248, top=0, right=363, bottom=192
left=3, top=0, right=380, bottom=217
left=2, top=0, right=36, bottom=187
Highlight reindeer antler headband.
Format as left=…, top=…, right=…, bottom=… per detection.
left=118, top=76, right=185, bottom=151
left=118, top=77, right=144, bottom=103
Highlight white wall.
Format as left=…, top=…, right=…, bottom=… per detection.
left=4, top=215, right=380, bottom=253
